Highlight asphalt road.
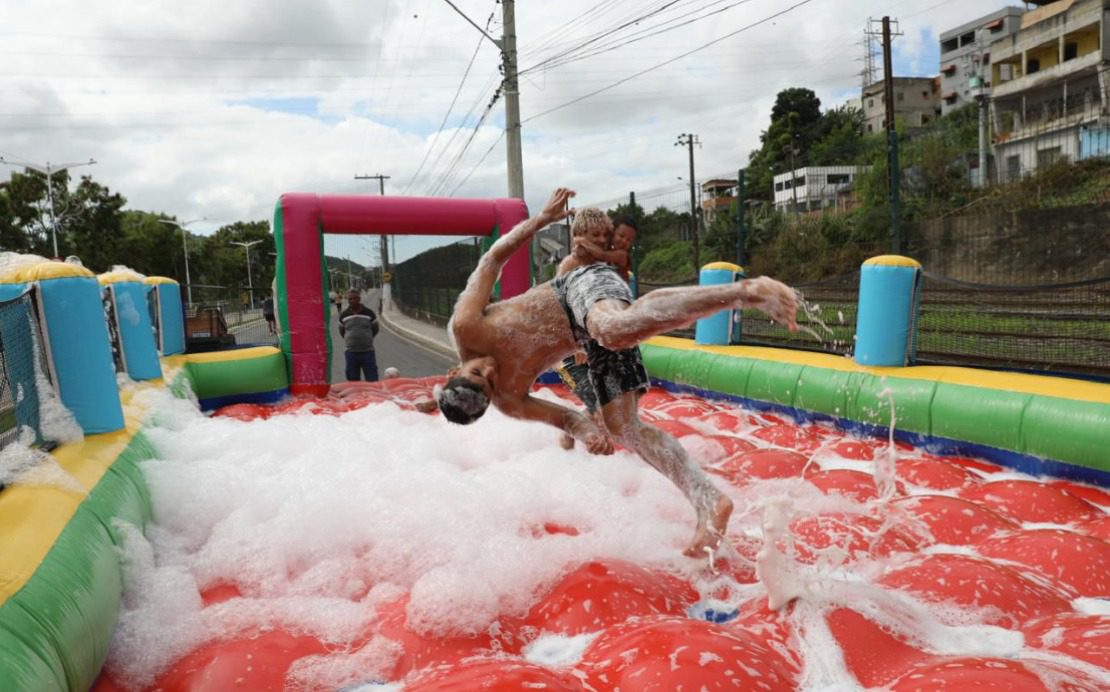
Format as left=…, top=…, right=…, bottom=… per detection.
left=329, top=289, right=454, bottom=382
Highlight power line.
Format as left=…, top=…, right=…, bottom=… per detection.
left=524, top=0, right=756, bottom=75
left=523, top=0, right=817, bottom=124
left=402, top=13, right=494, bottom=195
left=428, top=85, right=504, bottom=196
left=450, top=131, right=505, bottom=196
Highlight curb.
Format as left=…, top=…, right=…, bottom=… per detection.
left=378, top=306, right=457, bottom=362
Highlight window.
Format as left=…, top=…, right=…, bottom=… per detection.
left=1037, top=147, right=1063, bottom=167
left=775, top=182, right=784, bottom=192
left=793, top=175, right=805, bottom=188
left=827, top=174, right=850, bottom=185
left=923, top=91, right=930, bottom=99
left=867, top=98, right=874, bottom=108
left=867, top=123, right=873, bottom=133
left=1006, top=154, right=1021, bottom=181
left=960, top=31, right=975, bottom=46
left=941, top=37, right=959, bottom=53
left=1065, top=42, right=1078, bottom=61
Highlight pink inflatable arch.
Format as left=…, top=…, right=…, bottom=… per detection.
left=272, top=194, right=530, bottom=395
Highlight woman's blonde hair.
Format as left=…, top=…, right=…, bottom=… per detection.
left=570, top=207, right=612, bottom=238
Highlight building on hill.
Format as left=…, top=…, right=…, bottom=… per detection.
left=989, top=0, right=1110, bottom=182
left=700, top=179, right=737, bottom=224
left=772, top=166, right=869, bottom=213
left=938, top=7, right=1025, bottom=116
left=861, top=77, right=941, bottom=134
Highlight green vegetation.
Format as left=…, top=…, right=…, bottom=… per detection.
left=616, top=87, right=1110, bottom=285
left=0, top=170, right=376, bottom=290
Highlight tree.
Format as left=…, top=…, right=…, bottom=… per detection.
left=747, top=88, right=826, bottom=202
left=63, top=177, right=126, bottom=271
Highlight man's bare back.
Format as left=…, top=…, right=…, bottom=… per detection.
left=440, top=187, right=800, bottom=556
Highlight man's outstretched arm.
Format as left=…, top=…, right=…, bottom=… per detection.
left=500, top=393, right=614, bottom=455
left=453, top=188, right=575, bottom=328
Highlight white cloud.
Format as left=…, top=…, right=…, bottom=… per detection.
left=0, top=0, right=1017, bottom=264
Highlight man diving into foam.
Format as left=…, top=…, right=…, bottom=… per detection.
left=437, top=187, right=798, bottom=558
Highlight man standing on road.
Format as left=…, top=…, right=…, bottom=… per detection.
left=262, top=295, right=276, bottom=334
left=437, top=187, right=798, bottom=558
left=339, top=289, right=380, bottom=381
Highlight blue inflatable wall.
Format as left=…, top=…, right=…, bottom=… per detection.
left=40, top=276, right=125, bottom=433
left=103, top=279, right=162, bottom=381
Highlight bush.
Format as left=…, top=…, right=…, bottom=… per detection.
left=638, top=241, right=695, bottom=283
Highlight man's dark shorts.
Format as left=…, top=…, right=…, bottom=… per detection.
left=556, top=355, right=599, bottom=413
left=552, top=264, right=649, bottom=409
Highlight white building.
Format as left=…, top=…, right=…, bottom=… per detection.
left=989, top=0, right=1110, bottom=182
left=772, top=166, right=869, bottom=213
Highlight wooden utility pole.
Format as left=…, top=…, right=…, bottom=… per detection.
left=882, top=16, right=902, bottom=253
left=355, top=173, right=391, bottom=282
left=676, top=133, right=701, bottom=270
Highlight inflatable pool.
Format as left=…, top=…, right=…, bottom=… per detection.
left=1, top=223, right=1108, bottom=690
left=76, top=370, right=1107, bottom=691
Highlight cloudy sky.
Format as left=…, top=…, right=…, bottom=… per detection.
left=1, top=0, right=1020, bottom=267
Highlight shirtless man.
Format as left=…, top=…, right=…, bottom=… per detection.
left=437, top=187, right=798, bottom=557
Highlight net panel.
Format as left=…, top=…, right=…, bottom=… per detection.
left=0, top=290, right=48, bottom=451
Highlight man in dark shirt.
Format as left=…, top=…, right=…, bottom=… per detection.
left=338, top=289, right=380, bottom=381
left=262, top=296, right=276, bottom=334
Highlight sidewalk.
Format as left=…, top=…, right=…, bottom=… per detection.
left=376, top=289, right=457, bottom=361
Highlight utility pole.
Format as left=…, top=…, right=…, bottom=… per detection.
left=0, top=156, right=96, bottom=258
left=230, top=239, right=262, bottom=310
left=675, top=133, right=701, bottom=270
left=974, top=37, right=990, bottom=188
left=441, top=0, right=523, bottom=199
left=502, top=0, right=524, bottom=199
left=158, top=218, right=203, bottom=307
left=881, top=16, right=903, bottom=254
left=734, top=170, right=747, bottom=266
left=355, top=173, right=391, bottom=282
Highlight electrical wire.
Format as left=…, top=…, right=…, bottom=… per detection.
left=523, top=0, right=816, bottom=124
left=402, top=11, right=495, bottom=195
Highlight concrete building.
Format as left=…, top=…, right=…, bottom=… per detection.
left=939, top=7, right=1025, bottom=115
left=989, top=0, right=1110, bottom=182
left=861, top=77, right=941, bottom=134
left=772, top=166, right=870, bottom=213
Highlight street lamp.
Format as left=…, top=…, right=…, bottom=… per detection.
left=158, top=217, right=203, bottom=307
left=230, top=240, right=262, bottom=310
left=0, top=156, right=96, bottom=258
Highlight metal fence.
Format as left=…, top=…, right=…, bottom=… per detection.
left=382, top=177, right=1110, bottom=380
left=392, top=239, right=480, bottom=326
left=183, top=284, right=277, bottom=350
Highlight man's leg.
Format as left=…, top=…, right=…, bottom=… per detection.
left=600, top=391, right=733, bottom=558
left=586, top=277, right=797, bottom=351
left=364, top=351, right=379, bottom=382
left=345, top=350, right=360, bottom=381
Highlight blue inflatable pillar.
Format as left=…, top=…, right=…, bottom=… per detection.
left=20, top=264, right=124, bottom=433
left=145, top=277, right=186, bottom=356
left=695, top=262, right=745, bottom=346
left=99, top=270, right=163, bottom=381
left=854, top=255, right=923, bottom=367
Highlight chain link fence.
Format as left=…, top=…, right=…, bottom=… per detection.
left=392, top=239, right=481, bottom=326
